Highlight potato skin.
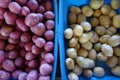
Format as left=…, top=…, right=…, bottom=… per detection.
left=111, top=66, right=120, bottom=77
left=68, top=72, right=79, bottom=80
left=93, top=67, right=105, bottom=77
left=66, top=58, right=74, bottom=70
left=113, top=15, right=120, bottom=28
left=64, top=28, right=73, bottom=39
left=70, top=6, right=81, bottom=15
left=69, top=12, right=77, bottom=24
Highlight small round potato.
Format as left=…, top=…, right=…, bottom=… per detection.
left=93, top=67, right=105, bottom=77
left=69, top=12, right=77, bottom=24
left=90, top=0, right=104, bottom=9
left=70, top=6, right=81, bottom=15
left=93, top=9, right=101, bottom=17
left=101, top=44, right=113, bottom=57
left=88, top=49, right=97, bottom=60
left=72, top=65, right=82, bottom=76
left=82, top=6, right=94, bottom=17
left=86, top=58, right=95, bottom=68
left=94, top=43, right=102, bottom=52
left=78, top=48, right=88, bottom=58
left=90, top=17, right=99, bottom=27
left=74, top=44, right=80, bottom=51
left=99, top=35, right=111, bottom=43
left=66, top=58, right=75, bottom=70
left=68, top=72, right=79, bottom=80
left=81, top=41, right=93, bottom=50
left=101, top=5, right=111, bottom=15
left=106, top=27, right=117, bottom=35
left=73, top=25, right=83, bottom=36
left=110, top=0, right=120, bottom=10
left=90, top=32, right=99, bottom=43
left=77, top=14, right=86, bottom=24
left=83, top=69, right=93, bottom=78
left=80, top=21, right=91, bottom=31
left=111, top=66, right=120, bottom=77
left=113, top=46, right=120, bottom=57
left=95, top=26, right=106, bottom=36
left=66, top=48, right=77, bottom=58
left=113, top=15, right=120, bottom=28
left=79, top=33, right=90, bottom=43
left=97, top=52, right=108, bottom=62
left=64, top=28, right=73, bottom=39
left=68, top=37, right=78, bottom=48
left=108, top=9, right=117, bottom=18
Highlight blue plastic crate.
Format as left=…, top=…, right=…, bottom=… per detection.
left=59, top=0, right=120, bottom=80
left=9, top=0, right=58, bottom=80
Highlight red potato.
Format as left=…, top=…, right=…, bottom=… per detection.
left=5, top=44, right=15, bottom=51
left=0, top=25, right=13, bottom=37
left=35, top=37, right=46, bottom=48
left=44, top=30, right=54, bottom=41
left=44, top=41, right=53, bottom=52
left=41, top=51, right=47, bottom=59
left=39, top=76, right=50, bottom=80
left=16, top=18, right=29, bottom=32
left=15, top=57, right=25, bottom=68
left=40, top=60, right=47, bottom=65
left=37, top=13, right=44, bottom=22
left=0, top=33, right=8, bottom=40
left=0, top=0, right=11, bottom=8
left=25, top=13, right=39, bottom=26
left=25, top=67, right=32, bottom=72
left=28, top=59, right=39, bottom=69
left=37, top=5, right=45, bottom=13
left=4, top=11, right=17, bottom=25
left=2, top=59, right=16, bottom=72
left=45, top=20, right=54, bottom=30
left=31, top=45, right=42, bottom=55
left=16, top=0, right=27, bottom=6
left=0, top=20, right=4, bottom=26
left=0, top=70, right=10, bottom=80
left=19, top=41, right=25, bottom=48
left=10, top=31, right=21, bottom=39
left=26, top=70, right=38, bottom=80
left=30, top=22, right=46, bottom=36
left=12, top=70, right=23, bottom=79
left=27, top=0, right=38, bottom=12
left=0, top=8, right=5, bottom=20
left=25, top=42, right=33, bottom=51
left=32, top=35, right=38, bottom=43
left=21, top=32, right=31, bottom=42
left=45, top=1, right=52, bottom=11
left=8, top=50, right=18, bottom=59
left=0, top=40, right=6, bottom=50
left=8, top=37, right=19, bottom=44
left=25, top=52, right=36, bottom=60
left=18, top=72, right=27, bottom=80
left=39, top=63, right=52, bottom=76
left=20, top=49, right=26, bottom=57
left=8, top=2, right=21, bottom=14
left=45, top=53, right=54, bottom=64
left=0, top=50, right=5, bottom=63
left=44, top=11, right=54, bottom=20
left=21, top=6, right=30, bottom=16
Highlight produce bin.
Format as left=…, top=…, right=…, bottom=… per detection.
left=8, top=0, right=58, bottom=80
left=59, top=0, right=120, bottom=80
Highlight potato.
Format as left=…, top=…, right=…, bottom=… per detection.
left=66, top=48, right=77, bottom=58
left=90, top=32, right=99, bottom=43
left=39, top=63, right=52, bottom=76
left=26, top=70, right=38, bottom=80
left=68, top=37, right=78, bottom=48
left=74, top=44, right=80, bottom=51
left=39, top=76, right=50, bottom=80
left=93, top=67, right=105, bottom=77
left=45, top=20, right=54, bottom=30
left=108, top=9, right=117, bottom=18
left=97, top=52, right=108, bottom=62
left=83, top=69, right=93, bottom=78
left=27, top=0, right=38, bottom=12
left=25, top=52, right=36, bottom=60
left=94, top=43, right=101, bottom=52
left=25, top=13, right=39, bottom=26
left=110, top=0, right=120, bottom=10
left=8, top=50, right=18, bottom=59
left=37, top=5, right=45, bottom=13
left=0, top=40, right=5, bottom=50
left=68, top=72, right=79, bottom=80
left=28, top=59, right=39, bottom=69
left=45, top=1, right=52, bottom=11
left=90, top=17, right=99, bottom=27
left=113, top=46, right=120, bottom=57
left=111, top=66, right=120, bottom=77
left=8, top=38, right=19, bottom=44
left=72, top=65, right=82, bottom=75
left=90, top=0, right=104, bottom=9
left=10, top=31, right=21, bottom=40
left=106, top=56, right=118, bottom=68
left=88, top=49, right=97, bottom=60
left=8, top=2, right=21, bottom=14
left=12, top=70, right=23, bottom=79
left=106, top=27, right=117, bottom=35
left=37, top=13, right=44, bottom=22
left=32, top=35, right=38, bottom=43
left=35, top=37, right=46, bottom=48
left=69, top=12, right=77, bottom=24
left=113, top=15, right=120, bottom=28
left=21, top=6, right=30, bottom=16
left=70, top=6, right=81, bottom=15
left=30, top=23, right=46, bottom=36
left=99, top=15, right=110, bottom=28
left=4, top=11, right=17, bottom=25
left=81, top=41, right=92, bottom=50
left=45, top=53, right=54, bottom=64
left=0, top=8, right=5, bottom=20
left=16, top=18, right=29, bottom=32
left=0, top=70, right=10, bottom=80
left=82, top=6, right=93, bottom=17
left=44, top=41, right=53, bottom=52
left=73, top=25, right=83, bottom=36
left=78, top=48, right=88, bottom=58
left=41, top=51, right=47, bottom=59
left=80, top=21, right=91, bottom=31
left=20, top=49, right=26, bottom=57
left=79, top=33, right=90, bottom=43
left=44, top=11, right=54, bottom=20
left=0, top=0, right=11, bottom=8
left=77, top=14, right=86, bottom=24
left=18, top=72, right=27, bottom=80
left=76, top=57, right=89, bottom=68
left=21, top=32, right=31, bottom=42
left=95, top=26, right=106, bottom=36
left=25, top=42, right=33, bottom=51
left=15, top=57, right=24, bottom=68
left=16, top=0, right=27, bottom=5
left=101, top=5, right=111, bottom=15
left=64, top=28, right=73, bottom=39
left=0, top=50, right=5, bottom=63
left=2, top=59, right=16, bottom=72
left=101, top=44, right=113, bottom=57
left=93, top=9, right=101, bottom=17
left=86, top=58, right=95, bottom=68
left=99, top=35, right=111, bottom=43
left=107, top=35, right=120, bottom=47
left=66, top=58, right=74, bottom=70
left=32, top=45, right=42, bottom=55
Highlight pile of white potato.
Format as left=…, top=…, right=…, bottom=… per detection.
left=64, top=0, right=120, bottom=80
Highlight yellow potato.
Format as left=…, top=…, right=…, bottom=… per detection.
left=72, top=65, right=82, bottom=76
left=82, top=6, right=94, bottom=17
left=113, top=46, right=120, bottom=57
left=110, top=0, right=120, bottom=10
left=113, top=15, right=120, bottom=28
left=90, top=32, right=99, bottom=43
left=68, top=37, right=78, bottom=48
left=70, top=6, right=81, bottom=15
left=73, top=25, right=83, bottom=36
left=83, top=69, right=93, bottom=78
left=94, top=43, right=102, bottom=52
left=88, top=49, right=97, bottom=60
left=69, top=12, right=77, bottom=24
left=111, top=66, right=120, bottom=77
left=77, top=14, right=86, bottom=24
left=64, top=28, right=73, bottom=39
left=108, top=9, right=117, bottom=18
left=93, top=9, right=101, bottom=17
left=80, top=21, right=91, bottom=31
left=66, top=58, right=75, bottom=70
left=106, top=26, right=117, bottom=35
left=93, top=67, right=105, bottom=77
left=95, top=26, right=106, bottom=35
left=97, top=52, right=108, bottom=62
left=66, top=48, right=77, bottom=58
left=90, top=0, right=104, bottom=9
left=90, top=17, right=99, bottom=27
left=74, top=44, right=80, bottom=51
left=68, top=72, right=79, bottom=80
left=101, top=5, right=111, bottom=15
left=81, top=41, right=93, bottom=50
left=99, top=35, right=111, bottom=43
left=78, top=48, right=88, bottom=58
